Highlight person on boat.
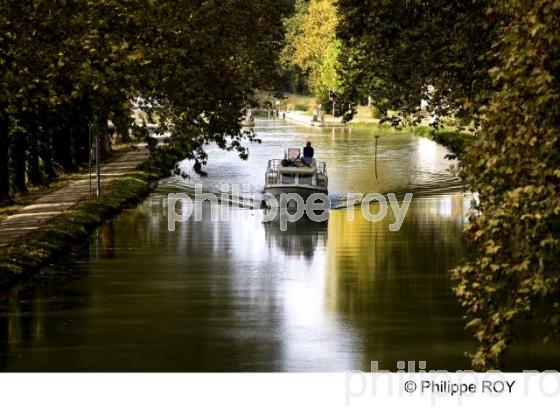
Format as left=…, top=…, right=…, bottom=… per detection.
left=301, top=142, right=314, bottom=166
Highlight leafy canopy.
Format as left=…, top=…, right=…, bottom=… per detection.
left=337, top=0, right=560, bottom=369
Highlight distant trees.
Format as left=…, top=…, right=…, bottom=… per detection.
left=338, top=0, right=560, bottom=369
left=281, top=0, right=341, bottom=100
left=0, top=0, right=289, bottom=203
left=278, top=0, right=310, bottom=94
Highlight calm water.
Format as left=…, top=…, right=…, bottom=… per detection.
left=0, top=119, right=558, bottom=371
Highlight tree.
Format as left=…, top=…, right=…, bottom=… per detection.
left=337, top=0, right=500, bottom=126
left=337, top=0, right=560, bottom=369
left=0, top=0, right=155, bottom=191
left=141, top=0, right=290, bottom=176
left=0, top=111, right=9, bottom=202
left=452, top=0, right=560, bottom=370
left=0, top=0, right=290, bottom=201
left=279, top=0, right=310, bottom=94
left=290, top=0, right=341, bottom=98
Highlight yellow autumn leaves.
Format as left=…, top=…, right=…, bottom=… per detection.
left=289, top=0, right=342, bottom=98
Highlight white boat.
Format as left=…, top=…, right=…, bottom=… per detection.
left=264, top=148, right=328, bottom=208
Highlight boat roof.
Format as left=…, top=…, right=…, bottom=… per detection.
left=278, top=165, right=316, bottom=174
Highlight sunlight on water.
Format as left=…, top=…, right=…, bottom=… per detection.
left=158, top=118, right=465, bottom=208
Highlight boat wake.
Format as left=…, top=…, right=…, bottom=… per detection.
left=155, top=176, right=466, bottom=211
left=155, top=179, right=262, bottom=209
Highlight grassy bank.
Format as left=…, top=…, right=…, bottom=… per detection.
left=0, top=169, right=160, bottom=291
left=348, top=121, right=477, bottom=158
left=411, top=125, right=477, bottom=158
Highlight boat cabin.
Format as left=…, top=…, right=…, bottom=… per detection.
left=265, top=148, right=328, bottom=189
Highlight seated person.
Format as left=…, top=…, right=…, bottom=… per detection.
left=301, top=142, right=314, bottom=166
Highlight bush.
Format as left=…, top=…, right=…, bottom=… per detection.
left=432, top=131, right=477, bottom=159
left=443, top=117, right=457, bottom=127
left=294, top=103, right=310, bottom=112
left=370, top=106, right=382, bottom=119
left=452, top=0, right=560, bottom=370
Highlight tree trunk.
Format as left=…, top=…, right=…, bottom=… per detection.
left=53, top=126, right=76, bottom=172
left=42, top=134, right=57, bottom=183
left=11, top=132, right=27, bottom=194
left=98, top=113, right=112, bottom=159
left=27, top=128, right=43, bottom=186
left=0, top=110, right=10, bottom=203
left=71, top=123, right=81, bottom=166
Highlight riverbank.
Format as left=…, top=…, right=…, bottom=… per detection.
left=261, top=92, right=476, bottom=157
left=349, top=121, right=476, bottom=158
left=283, top=110, right=348, bottom=127
left=0, top=148, right=150, bottom=246
left=0, top=147, right=158, bottom=291
left=414, top=126, right=477, bottom=158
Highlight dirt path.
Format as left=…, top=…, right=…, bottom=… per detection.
left=0, top=148, right=150, bottom=247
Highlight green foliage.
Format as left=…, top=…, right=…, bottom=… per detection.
left=452, top=0, right=560, bottom=370
left=338, top=0, right=560, bottom=369
left=337, top=0, right=500, bottom=127
left=294, top=103, right=311, bottom=112
left=314, top=40, right=342, bottom=99
left=431, top=131, right=477, bottom=160
left=278, top=0, right=310, bottom=94
left=370, top=106, right=382, bottom=120
left=0, top=0, right=289, bottom=200
left=287, top=0, right=341, bottom=99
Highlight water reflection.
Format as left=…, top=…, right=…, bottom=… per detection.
left=324, top=196, right=470, bottom=370
left=0, top=120, right=558, bottom=371
left=264, top=217, right=328, bottom=260
left=0, top=254, right=92, bottom=371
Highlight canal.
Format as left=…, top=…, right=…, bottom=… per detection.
left=0, top=119, right=557, bottom=371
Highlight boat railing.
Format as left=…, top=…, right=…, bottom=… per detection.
left=265, top=159, right=328, bottom=188
left=266, top=159, right=283, bottom=173
left=266, top=159, right=327, bottom=174
left=315, top=161, right=327, bottom=175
